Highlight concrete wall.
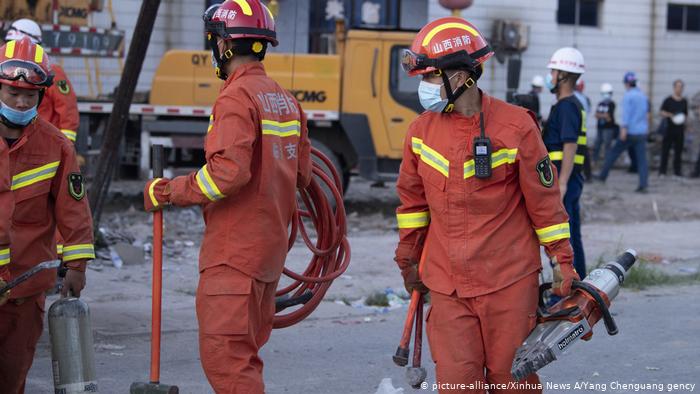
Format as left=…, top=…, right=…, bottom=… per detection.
left=428, top=0, right=700, bottom=128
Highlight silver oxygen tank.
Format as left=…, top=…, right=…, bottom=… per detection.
left=48, top=296, right=99, bottom=393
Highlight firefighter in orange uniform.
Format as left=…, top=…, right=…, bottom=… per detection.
left=143, top=1, right=311, bottom=392
left=0, top=136, right=12, bottom=306
left=0, top=38, right=95, bottom=393
left=396, top=18, right=578, bottom=393
left=5, top=18, right=82, bottom=264
left=5, top=18, right=80, bottom=144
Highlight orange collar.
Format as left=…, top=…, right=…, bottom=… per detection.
left=223, top=62, right=266, bottom=89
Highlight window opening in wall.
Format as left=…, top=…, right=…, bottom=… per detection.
left=557, top=0, right=600, bottom=27
left=668, top=3, right=700, bottom=32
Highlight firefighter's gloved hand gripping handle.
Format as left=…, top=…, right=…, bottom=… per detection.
left=539, top=250, right=637, bottom=335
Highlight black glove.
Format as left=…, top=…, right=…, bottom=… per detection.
left=401, top=264, right=428, bottom=294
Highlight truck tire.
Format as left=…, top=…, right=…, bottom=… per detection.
left=310, top=138, right=347, bottom=203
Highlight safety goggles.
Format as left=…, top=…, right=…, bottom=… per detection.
left=0, top=59, right=52, bottom=86
left=401, top=47, right=492, bottom=74
left=401, top=49, right=433, bottom=73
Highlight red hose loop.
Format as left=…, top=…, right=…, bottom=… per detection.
left=273, top=147, right=350, bottom=329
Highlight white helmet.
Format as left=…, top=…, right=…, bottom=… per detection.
left=600, top=83, right=613, bottom=94
left=532, top=75, right=545, bottom=88
left=547, top=47, right=585, bottom=74
left=5, top=19, right=43, bottom=45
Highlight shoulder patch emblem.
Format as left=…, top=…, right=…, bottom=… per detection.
left=536, top=156, right=554, bottom=188
left=57, top=80, right=70, bottom=95
left=68, top=173, right=85, bottom=200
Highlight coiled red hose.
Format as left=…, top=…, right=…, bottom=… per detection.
left=273, top=147, right=350, bottom=328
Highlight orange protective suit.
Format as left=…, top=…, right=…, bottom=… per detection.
left=159, top=62, right=311, bottom=392
left=395, top=92, right=574, bottom=392
left=38, top=64, right=79, bottom=143
left=0, top=118, right=94, bottom=392
left=0, top=140, right=12, bottom=283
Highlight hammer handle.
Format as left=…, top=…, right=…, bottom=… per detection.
left=152, top=145, right=164, bottom=178
left=150, top=144, right=164, bottom=383
left=412, top=295, right=424, bottom=368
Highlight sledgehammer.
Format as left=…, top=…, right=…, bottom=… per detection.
left=130, top=145, right=179, bottom=394
left=393, top=245, right=427, bottom=372
left=406, top=295, right=427, bottom=388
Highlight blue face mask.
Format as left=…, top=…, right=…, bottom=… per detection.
left=418, top=80, right=448, bottom=112
left=418, top=73, right=458, bottom=113
left=545, top=73, right=557, bottom=92
left=0, top=100, right=38, bottom=127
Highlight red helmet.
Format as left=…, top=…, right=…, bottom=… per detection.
left=402, top=17, right=493, bottom=77
left=0, top=37, right=53, bottom=90
left=204, top=0, right=278, bottom=46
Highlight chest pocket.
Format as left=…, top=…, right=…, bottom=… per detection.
left=12, top=160, right=59, bottom=225
left=467, top=164, right=508, bottom=215
left=417, top=161, right=447, bottom=214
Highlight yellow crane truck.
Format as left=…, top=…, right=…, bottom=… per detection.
left=80, top=27, right=422, bottom=188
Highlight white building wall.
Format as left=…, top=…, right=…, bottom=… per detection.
left=651, top=0, right=700, bottom=111
left=56, top=0, right=700, bottom=116
left=428, top=0, right=700, bottom=129
left=59, top=0, right=312, bottom=99
left=61, top=0, right=205, bottom=98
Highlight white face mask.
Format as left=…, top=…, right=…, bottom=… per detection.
left=417, top=73, right=459, bottom=113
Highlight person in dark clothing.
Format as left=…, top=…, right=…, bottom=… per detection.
left=543, top=47, right=588, bottom=281
left=659, top=79, right=688, bottom=176
left=593, top=83, right=617, bottom=164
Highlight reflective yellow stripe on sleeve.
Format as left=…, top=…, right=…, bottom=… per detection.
left=56, top=244, right=64, bottom=255
left=548, top=151, right=585, bottom=165
left=11, top=161, right=60, bottom=190
left=0, top=248, right=10, bottom=266
left=397, top=211, right=430, bottom=229
left=196, top=164, right=225, bottom=201
left=535, top=223, right=571, bottom=243
left=61, top=129, right=77, bottom=142
left=62, top=244, right=95, bottom=261
left=207, top=115, right=214, bottom=133
left=577, top=136, right=587, bottom=146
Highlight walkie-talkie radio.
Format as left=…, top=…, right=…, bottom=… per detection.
left=473, top=112, right=492, bottom=179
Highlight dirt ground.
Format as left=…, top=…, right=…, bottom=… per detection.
left=25, top=165, right=700, bottom=393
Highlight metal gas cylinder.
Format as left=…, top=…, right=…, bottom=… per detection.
left=48, top=297, right=99, bottom=393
